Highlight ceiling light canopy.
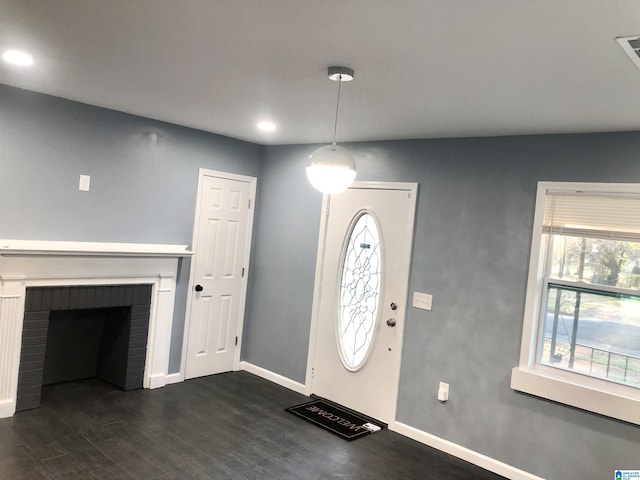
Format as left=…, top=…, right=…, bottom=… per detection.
left=2, top=49, right=34, bottom=66
left=306, top=66, right=356, bottom=195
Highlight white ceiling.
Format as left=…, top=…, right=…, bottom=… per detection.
left=3, top=0, right=640, bottom=145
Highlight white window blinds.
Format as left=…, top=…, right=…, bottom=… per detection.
left=543, top=190, right=640, bottom=241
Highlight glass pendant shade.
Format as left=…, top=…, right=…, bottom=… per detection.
left=306, top=144, right=357, bottom=194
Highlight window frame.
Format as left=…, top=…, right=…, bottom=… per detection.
left=511, top=181, right=640, bottom=425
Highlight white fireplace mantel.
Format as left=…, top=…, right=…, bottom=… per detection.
left=0, top=239, right=193, bottom=257
left=0, top=240, right=193, bottom=418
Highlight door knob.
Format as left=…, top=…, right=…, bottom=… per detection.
left=386, top=318, right=396, bottom=327
left=195, top=284, right=203, bottom=292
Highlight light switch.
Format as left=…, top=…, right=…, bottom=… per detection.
left=413, top=291, right=432, bottom=311
left=438, top=382, right=449, bottom=402
left=79, top=175, right=91, bottom=192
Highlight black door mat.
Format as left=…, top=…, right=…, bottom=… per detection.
left=285, top=398, right=385, bottom=441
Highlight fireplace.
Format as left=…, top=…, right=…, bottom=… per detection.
left=17, top=284, right=153, bottom=411
left=0, top=240, right=192, bottom=418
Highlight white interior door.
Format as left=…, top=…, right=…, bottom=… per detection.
left=310, top=182, right=417, bottom=424
left=184, top=170, right=255, bottom=380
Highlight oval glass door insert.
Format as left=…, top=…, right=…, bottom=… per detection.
left=338, top=212, right=382, bottom=370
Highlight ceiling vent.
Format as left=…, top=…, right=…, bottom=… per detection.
left=616, top=35, right=640, bottom=71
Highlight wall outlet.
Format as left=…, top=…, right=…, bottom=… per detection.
left=438, top=382, right=449, bottom=402
left=413, top=291, right=433, bottom=311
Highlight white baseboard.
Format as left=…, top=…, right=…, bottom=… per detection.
left=239, top=361, right=307, bottom=395
left=164, top=373, right=183, bottom=385
left=393, top=422, right=544, bottom=480
left=146, top=374, right=167, bottom=389
left=0, top=400, right=16, bottom=419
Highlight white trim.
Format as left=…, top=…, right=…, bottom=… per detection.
left=0, top=400, right=15, bottom=419
left=164, top=373, right=182, bottom=385
left=0, top=239, right=192, bottom=257
left=304, top=193, right=331, bottom=396
left=143, top=277, right=175, bottom=390
left=511, top=366, right=640, bottom=425
left=234, top=174, right=257, bottom=369
left=517, top=183, right=548, bottom=367
left=393, top=422, right=545, bottom=480
left=306, top=181, right=418, bottom=425
left=514, top=181, right=640, bottom=425
left=239, top=361, right=307, bottom=395
left=180, top=168, right=257, bottom=380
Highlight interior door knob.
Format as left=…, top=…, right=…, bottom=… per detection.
left=386, top=318, right=396, bottom=327
left=195, top=284, right=203, bottom=292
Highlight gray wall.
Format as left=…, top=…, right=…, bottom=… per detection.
left=246, top=136, right=640, bottom=480
left=243, top=145, right=323, bottom=381
left=0, top=84, right=263, bottom=373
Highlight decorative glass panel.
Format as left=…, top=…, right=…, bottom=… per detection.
left=338, top=213, right=382, bottom=369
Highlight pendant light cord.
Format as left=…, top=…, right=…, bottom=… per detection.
left=332, top=75, right=343, bottom=147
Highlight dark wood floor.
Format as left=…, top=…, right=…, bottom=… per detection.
left=0, top=371, right=505, bottom=479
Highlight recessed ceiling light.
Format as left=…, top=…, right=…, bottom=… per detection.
left=2, top=49, right=34, bottom=66
left=257, top=121, right=276, bottom=132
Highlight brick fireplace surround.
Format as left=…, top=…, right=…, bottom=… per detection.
left=0, top=240, right=192, bottom=418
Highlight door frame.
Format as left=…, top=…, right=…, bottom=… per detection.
left=179, top=168, right=257, bottom=381
left=305, top=181, right=418, bottom=429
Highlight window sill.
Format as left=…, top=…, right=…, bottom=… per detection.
left=510, top=366, right=640, bottom=425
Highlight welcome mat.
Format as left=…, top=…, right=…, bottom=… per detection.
left=285, top=398, right=384, bottom=441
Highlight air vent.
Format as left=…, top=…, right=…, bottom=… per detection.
left=616, top=35, right=640, bottom=71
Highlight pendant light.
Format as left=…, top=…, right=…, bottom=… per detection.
left=306, top=66, right=357, bottom=194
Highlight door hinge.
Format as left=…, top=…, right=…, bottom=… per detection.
left=248, top=199, right=252, bottom=209
left=311, top=367, right=315, bottom=378
left=241, top=267, right=245, bottom=277
left=235, top=336, right=238, bottom=346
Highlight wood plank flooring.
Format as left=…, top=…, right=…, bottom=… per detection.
left=0, top=371, right=506, bottom=479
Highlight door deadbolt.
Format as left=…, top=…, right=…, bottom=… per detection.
left=390, top=302, right=398, bottom=311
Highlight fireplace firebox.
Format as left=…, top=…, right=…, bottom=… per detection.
left=17, top=284, right=152, bottom=411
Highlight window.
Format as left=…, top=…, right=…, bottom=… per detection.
left=511, top=182, right=640, bottom=425
left=338, top=212, right=382, bottom=370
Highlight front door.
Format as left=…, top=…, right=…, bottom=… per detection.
left=184, top=170, right=256, bottom=380
left=310, top=182, right=417, bottom=424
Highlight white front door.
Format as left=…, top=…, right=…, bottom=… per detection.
left=310, top=182, right=417, bottom=424
left=184, top=170, right=256, bottom=380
